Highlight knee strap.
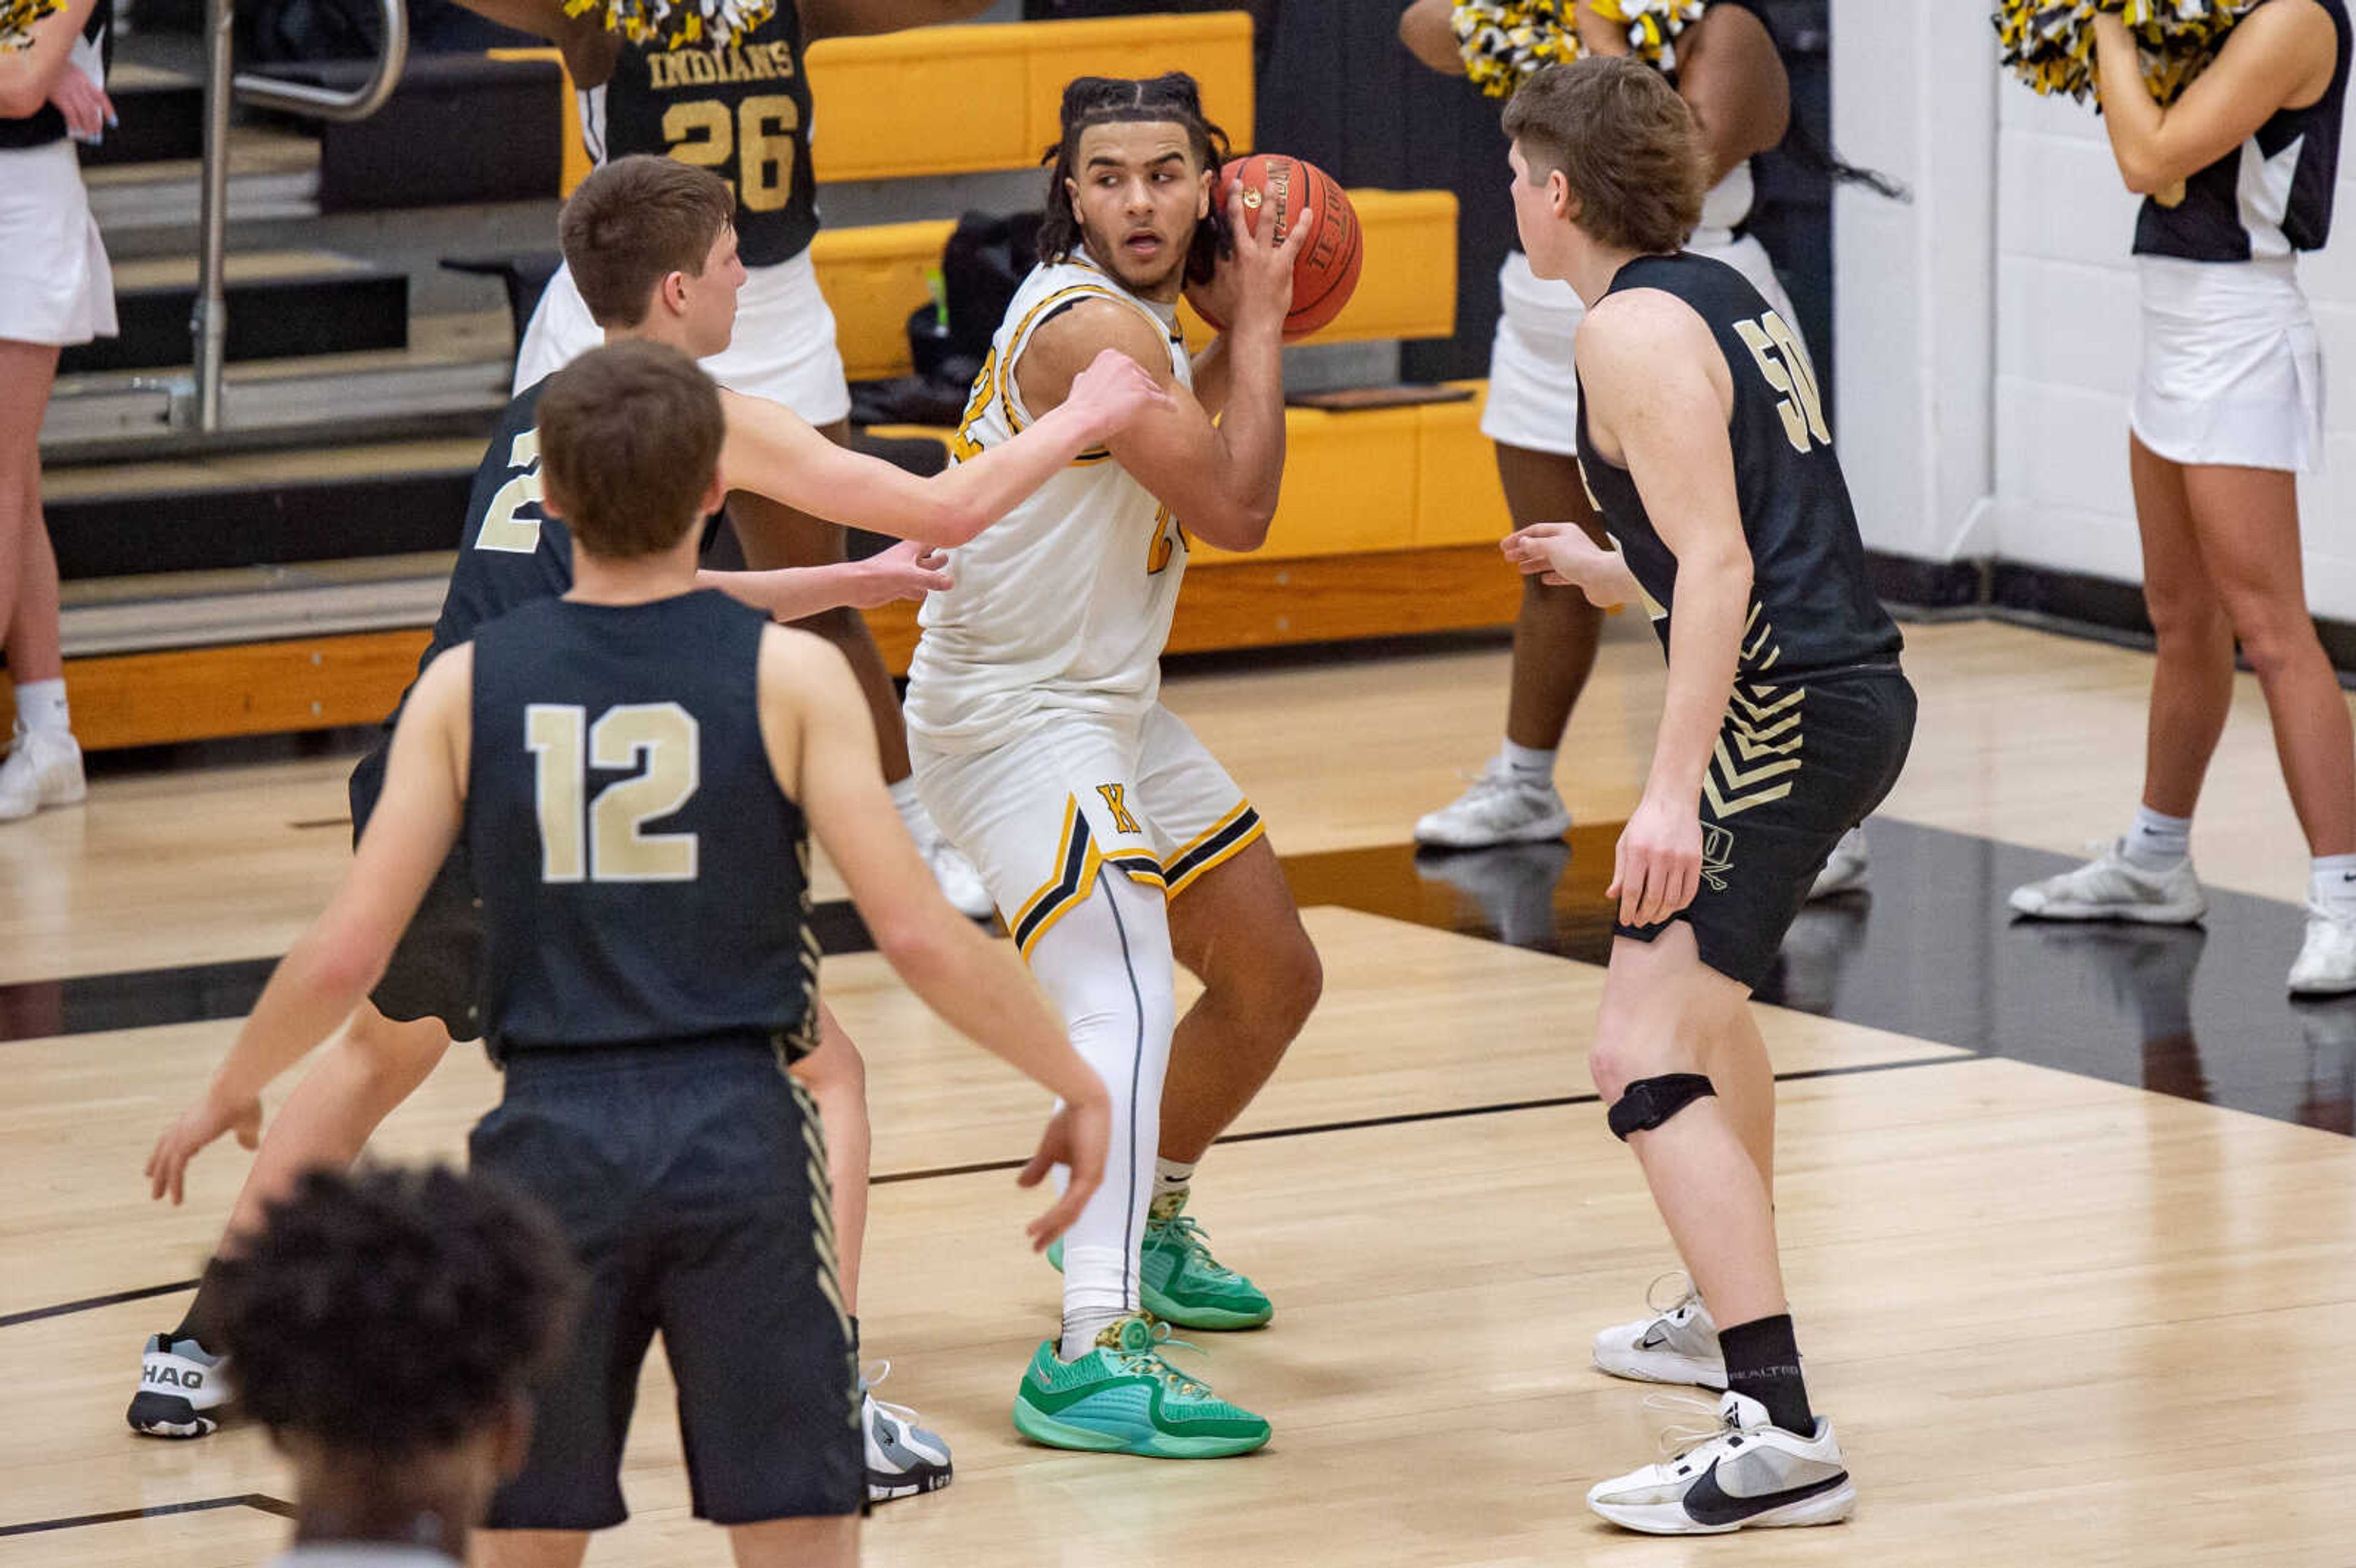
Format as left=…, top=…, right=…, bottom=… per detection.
left=1607, top=1074, right=1716, bottom=1141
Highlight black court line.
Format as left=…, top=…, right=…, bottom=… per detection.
left=0, top=1493, right=293, bottom=1539
left=866, top=1051, right=1966, bottom=1186
left=7, top=1053, right=1969, bottom=1331
left=0, top=1278, right=200, bottom=1329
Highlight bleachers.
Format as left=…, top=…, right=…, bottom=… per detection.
left=27, top=9, right=1517, bottom=750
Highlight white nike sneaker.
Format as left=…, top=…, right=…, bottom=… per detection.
left=1807, top=827, right=1869, bottom=900
left=1587, top=1391, right=1855, bottom=1535
left=1412, top=758, right=1571, bottom=850
left=0, top=725, right=87, bottom=823
left=2008, top=840, right=2206, bottom=924
left=127, top=1334, right=231, bottom=1438
left=1593, top=1274, right=1727, bottom=1389
left=861, top=1361, right=952, bottom=1502
left=2289, top=905, right=2356, bottom=997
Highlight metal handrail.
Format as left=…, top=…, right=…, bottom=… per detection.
left=190, top=0, right=409, bottom=432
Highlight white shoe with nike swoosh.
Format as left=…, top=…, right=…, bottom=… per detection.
left=1587, top=1391, right=1855, bottom=1535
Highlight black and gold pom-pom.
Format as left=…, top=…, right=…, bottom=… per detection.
left=561, top=0, right=776, bottom=53
left=1992, top=0, right=2258, bottom=106
left=1450, top=0, right=1707, bottom=99
left=1452, top=0, right=1583, bottom=101
left=2, top=0, right=67, bottom=52
left=1594, top=0, right=1708, bottom=74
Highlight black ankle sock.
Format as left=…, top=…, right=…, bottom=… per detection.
left=169, top=1263, right=224, bottom=1350
left=1717, top=1313, right=1814, bottom=1436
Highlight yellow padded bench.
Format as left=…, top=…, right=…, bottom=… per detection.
left=504, top=13, right=1255, bottom=198
left=820, top=190, right=1460, bottom=382
left=25, top=385, right=1517, bottom=749
left=869, top=379, right=1511, bottom=564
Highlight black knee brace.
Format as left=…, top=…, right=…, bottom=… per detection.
left=1606, top=1074, right=1716, bottom=1141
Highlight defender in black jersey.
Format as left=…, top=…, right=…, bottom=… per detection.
left=150, top=343, right=1109, bottom=1567
left=1495, top=59, right=1911, bottom=1534
left=2009, top=1, right=2356, bottom=998
left=136, top=156, right=1161, bottom=1468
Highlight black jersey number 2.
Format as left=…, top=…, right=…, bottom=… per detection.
left=1733, top=313, right=1829, bottom=455
left=663, top=94, right=799, bottom=213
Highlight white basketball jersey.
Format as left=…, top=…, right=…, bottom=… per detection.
left=903, top=253, right=1194, bottom=751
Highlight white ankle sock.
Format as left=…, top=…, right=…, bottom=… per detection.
left=2312, top=855, right=2356, bottom=922
left=1060, top=1276, right=1128, bottom=1362
left=1153, top=1157, right=1195, bottom=1207
left=2121, top=805, right=2191, bottom=872
left=1500, top=739, right=1556, bottom=784
left=14, top=680, right=68, bottom=736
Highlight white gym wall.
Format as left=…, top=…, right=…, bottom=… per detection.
left=1832, top=0, right=2356, bottom=617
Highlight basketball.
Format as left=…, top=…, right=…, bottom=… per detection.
left=1204, top=153, right=1363, bottom=340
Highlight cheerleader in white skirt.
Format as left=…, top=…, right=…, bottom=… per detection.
left=2007, top=0, right=2356, bottom=995
left=0, top=0, right=114, bottom=821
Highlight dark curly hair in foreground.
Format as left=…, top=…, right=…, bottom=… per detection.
left=212, top=1165, right=580, bottom=1457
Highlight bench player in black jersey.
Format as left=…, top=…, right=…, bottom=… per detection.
left=2008, top=1, right=2356, bottom=996
left=151, top=341, right=1111, bottom=1568
left=134, top=156, right=1163, bottom=1496
left=457, top=0, right=1006, bottom=920
left=1493, top=60, right=1914, bottom=1533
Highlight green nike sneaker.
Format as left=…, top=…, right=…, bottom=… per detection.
left=1046, top=1193, right=1275, bottom=1329
left=1011, top=1314, right=1271, bottom=1459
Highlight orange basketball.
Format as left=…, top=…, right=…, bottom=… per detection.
left=1205, top=153, right=1363, bottom=340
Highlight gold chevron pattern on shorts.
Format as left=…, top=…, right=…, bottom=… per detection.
left=1705, top=679, right=1806, bottom=820
left=1741, top=601, right=1785, bottom=675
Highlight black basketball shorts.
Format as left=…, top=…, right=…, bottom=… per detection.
left=471, top=1037, right=863, bottom=1531
left=1617, top=668, right=1916, bottom=990
left=348, top=739, right=482, bottom=1036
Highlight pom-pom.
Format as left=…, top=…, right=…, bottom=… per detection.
left=1592, top=0, right=1707, bottom=74
left=561, top=0, right=777, bottom=54
left=1453, top=1, right=1584, bottom=101
left=1993, top=0, right=2258, bottom=107
left=1, top=0, right=66, bottom=52
left=1450, top=0, right=1708, bottom=99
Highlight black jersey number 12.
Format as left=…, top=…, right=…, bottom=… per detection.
left=662, top=94, right=799, bottom=213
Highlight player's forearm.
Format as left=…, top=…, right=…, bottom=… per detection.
left=1196, top=317, right=1288, bottom=549
left=698, top=564, right=861, bottom=621
left=927, top=398, right=1110, bottom=543
left=209, top=934, right=382, bottom=1106
left=1650, top=553, right=1750, bottom=804
left=875, top=914, right=1103, bottom=1107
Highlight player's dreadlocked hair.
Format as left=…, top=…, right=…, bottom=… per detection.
left=1037, top=72, right=1234, bottom=288
left=212, top=1166, right=579, bottom=1457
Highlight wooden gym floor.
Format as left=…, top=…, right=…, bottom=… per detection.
left=6, top=615, right=2355, bottom=1565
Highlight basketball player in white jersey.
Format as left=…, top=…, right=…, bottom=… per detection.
left=1396, top=0, right=1869, bottom=895
left=904, top=73, right=1323, bottom=1456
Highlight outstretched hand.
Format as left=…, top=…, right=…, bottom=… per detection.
left=843, top=540, right=953, bottom=609
left=1503, top=523, right=1632, bottom=607
left=146, top=1091, right=262, bottom=1206
left=1014, top=1092, right=1111, bottom=1251
left=1066, top=348, right=1176, bottom=442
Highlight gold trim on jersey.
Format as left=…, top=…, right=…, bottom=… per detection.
left=996, top=284, right=1136, bottom=436
left=1164, top=801, right=1265, bottom=897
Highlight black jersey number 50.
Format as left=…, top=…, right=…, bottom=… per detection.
left=663, top=94, right=799, bottom=214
